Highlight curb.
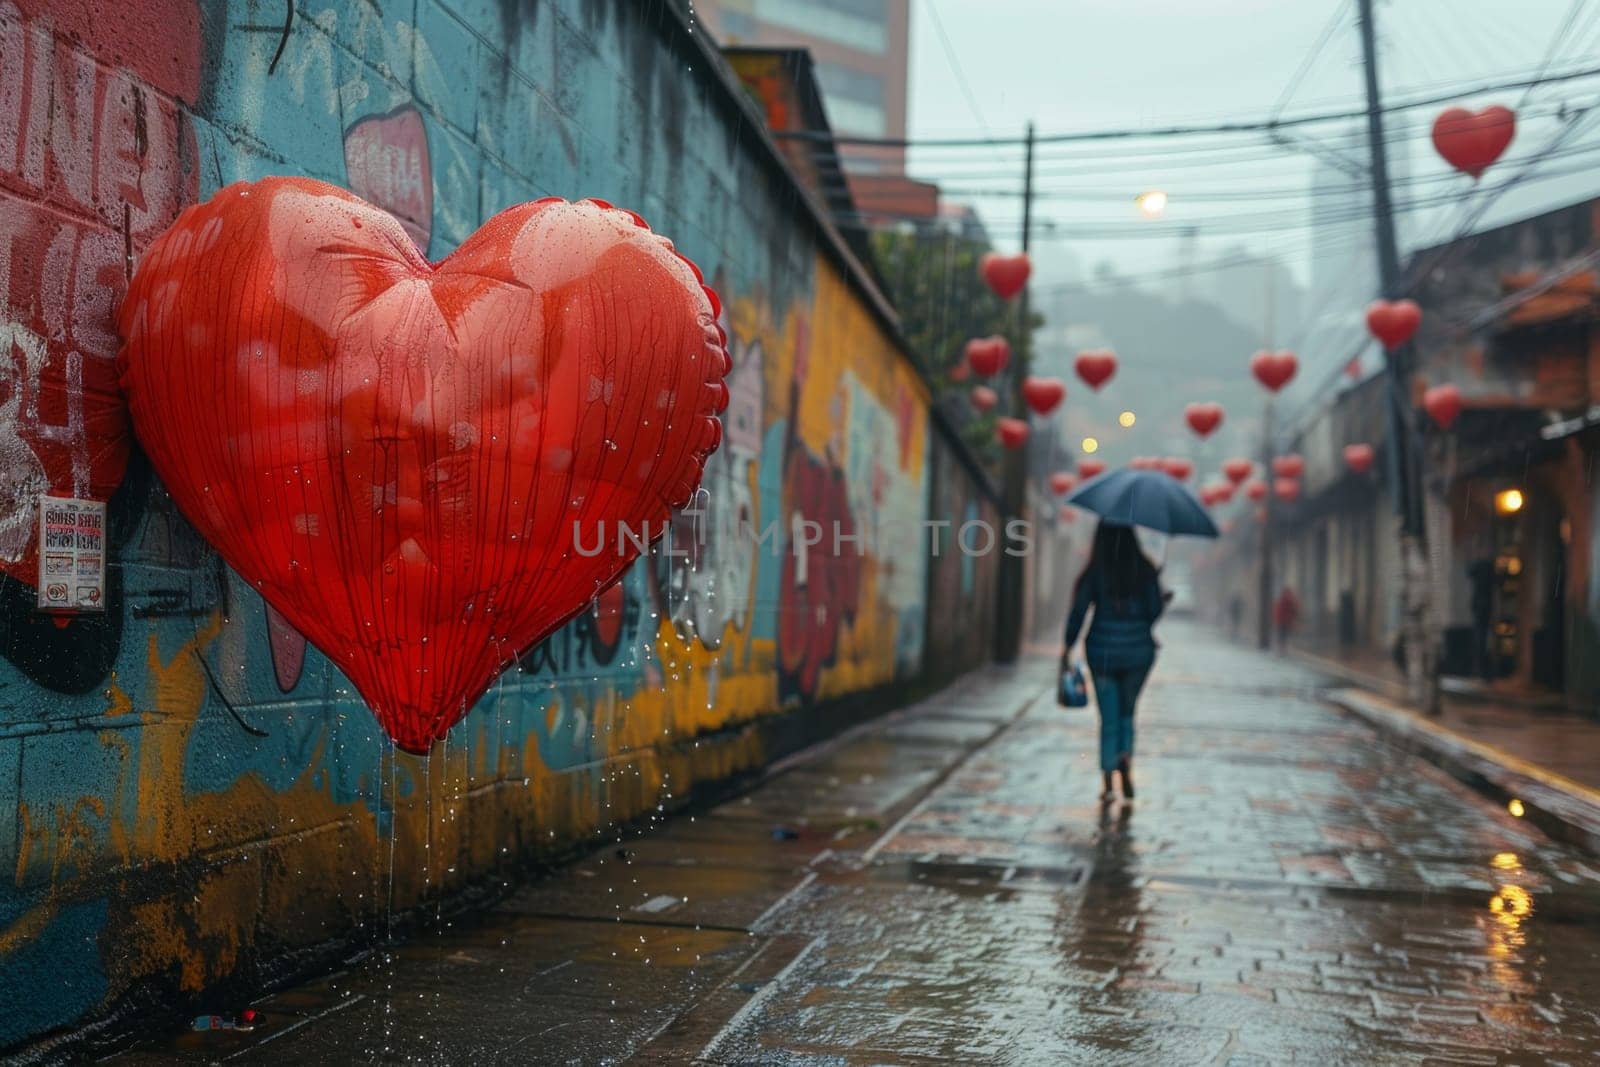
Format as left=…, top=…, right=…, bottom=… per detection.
left=1324, top=686, right=1600, bottom=858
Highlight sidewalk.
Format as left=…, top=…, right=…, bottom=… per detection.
left=110, top=624, right=1600, bottom=1064
left=1292, top=643, right=1600, bottom=857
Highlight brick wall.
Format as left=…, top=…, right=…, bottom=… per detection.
left=0, top=0, right=1000, bottom=1051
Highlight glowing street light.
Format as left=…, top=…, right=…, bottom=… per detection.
left=1118, top=410, right=1136, bottom=428
left=1135, top=190, right=1168, bottom=219
left=1081, top=436, right=1100, bottom=454
left=1495, top=488, right=1524, bottom=515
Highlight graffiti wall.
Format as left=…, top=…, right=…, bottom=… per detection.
left=0, top=0, right=966, bottom=1050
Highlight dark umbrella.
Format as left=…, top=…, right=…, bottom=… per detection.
left=1065, top=467, right=1219, bottom=538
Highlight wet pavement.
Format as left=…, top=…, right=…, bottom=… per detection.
left=113, top=624, right=1600, bottom=1065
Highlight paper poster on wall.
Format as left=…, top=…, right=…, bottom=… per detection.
left=36, top=496, right=107, bottom=613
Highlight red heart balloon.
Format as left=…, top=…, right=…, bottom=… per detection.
left=1161, top=457, right=1193, bottom=481
left=996, top=417, right=1030, bottom=449
left=1344, top=443, right=1375, bottom=474
left=1271, top=454, right=1305, bottom=478
left=948, top=359, right=971, bottom=383
left=1366, top=299, right=1422, bottom=350
left=1250, top=349, right=1298, bottom=393
left=1274, top=478, right=1301, bottom=503
left=965, top=335, right=1011, bottom=377
left=118, top=178, right=729, bottom=753
left=1184, top=401, right=1224, bottom=438
left=1432, top=105, right=1515, bottom=178
left=1022, top=376, right=1067, bottom=415
left=1048, top=471, right=1077, bottom=495
left=1074, top=349, right=1118, bottom=391
left=1212, top=481, right=1235, bottom=504
left=1244, top=479, right=1268, bottom=502
left=970, top=385, right=998, bottom=412
left=1078, top=458, right=1106, bottom=479
left=1424, top=383, right=1463, bottom=429
left=1221, top=457, right=1253, bottom=484
left=980, top=252, right=1031, bottom=300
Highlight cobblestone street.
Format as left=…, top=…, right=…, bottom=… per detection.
left=121, top=624, right=1600, bottom=1065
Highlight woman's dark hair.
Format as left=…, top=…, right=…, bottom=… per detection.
left=1090, top=522, right=1159, bottom=600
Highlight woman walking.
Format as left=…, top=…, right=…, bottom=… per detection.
left=1063, top=521, right=1167, bottom=803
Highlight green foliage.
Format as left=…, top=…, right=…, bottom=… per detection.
left=872, top=228, right=1039, bottom=472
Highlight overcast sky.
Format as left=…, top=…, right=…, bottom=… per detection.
left=906, top=0, right=1600, bottom=293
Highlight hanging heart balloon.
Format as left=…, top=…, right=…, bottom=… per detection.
left=1221, top=457, right=1253, bottom=485
left=1212, top=481, right=1235, bottom=504
left=996, top=417, right=1030, bottom=449
left=1250, top=349, right=1298, bottom=393
left=1274, top=478, right=1301, bottom=503
left=965, top=335, right=1011, bottom=377
left=949, top=359, right=971, bottom=383
left=118, top=178, right=730, bottom=753
left=970, top=385, right=999, bottom=412
left=1271, top=454, right=1305, bottom=479
left=1365, top=299, right=1422, bottom=350
left=980, top=252, right=1031, bottom=300
left=1074, top=349, right=1118, bottom=391
left=1022, top=376, right=1067, bottom=415
left=1423, top=383, right=1463, bottom=429
left=1244, top=479, right=1268, bottom=502
left=1431, top=105, right=1515, bottom=178
left=1344, top=443, right=1375, bottom=474
left=1161, top=457, right=1194, bottom=481
left=1048, top=471, right=1077, bottom=495
left=1184, top=401, right=1225, bottom=439
left=1079, top=458, right=1106, bottom=479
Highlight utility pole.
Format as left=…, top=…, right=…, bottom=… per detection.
left=1357, top=0, right=1439, bottom=712
left=995, top=121, right=1035, bottom=663
left=1257, top=258, right=1276, bottom=652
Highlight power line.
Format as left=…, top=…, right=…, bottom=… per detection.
left=924, top=1, right=992, bottom=137
left=777, top=62, right=1600, bottom=148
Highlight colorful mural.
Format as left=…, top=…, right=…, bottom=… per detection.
left=0, top=1, right=995, bottom=1052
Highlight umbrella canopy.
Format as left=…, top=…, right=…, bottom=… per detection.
left=1065, top=467, right=1219, bottom=538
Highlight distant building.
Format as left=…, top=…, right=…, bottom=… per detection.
left=693, top=0, right=910, bottom=175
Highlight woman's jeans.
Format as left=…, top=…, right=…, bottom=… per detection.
left=1091, top=664, right=1151, bottom=772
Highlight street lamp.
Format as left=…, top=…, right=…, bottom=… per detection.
left=1494, top=488, right=1524, bottom=515
left=1135, top=190, right=1168, bottom=219
left=1118, top=410, right=1136, bottom=428
left=1081, top=436, right=1099, bottom=454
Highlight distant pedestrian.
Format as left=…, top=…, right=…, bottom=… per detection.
left=1273, top=586, right=1300, bottom=651
left=1227, top=594, right=1244, bottom=640
left=1063, top=521, right=1168, bottom=804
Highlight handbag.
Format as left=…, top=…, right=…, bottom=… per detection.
left=1057, top=660, right=1089, bottom=708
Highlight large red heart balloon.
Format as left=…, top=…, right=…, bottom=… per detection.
left=965, top=335, right=1011, bottom=377
left=1344, top=443, right=1375, bottom=474
left=1366, top=299, right=1422, bottom=350
left=980, top=252, right=1031, bottom=300
left=1161, top=457, right=1194, bottom=481
left=1022, top=376, right=1066, bottom=415
left=1221, top=457, right=1253, bottom=484
left=996, top=417, right=1030, bottom=449
left=118, top=178, right=729, bottom=753
left=1423, top=383, right=1463, bottom=429
left=1250, top=349, right=1298, bottom=393
left=1184, top=401, right=1224, bottom=438
left=1074, top=349, right=1117, bottom=391
left=1432, top=106, right=1515, bottom=178
left=1244, top=479, right=1268, bottom=502
left=1271, top=454, right=1305, bottom=479
left=1048, top=471, right=1077, bottom=495
left=970, top=385, right=998, bottom=412
left=1078, top=458, right=1106, bottom=479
